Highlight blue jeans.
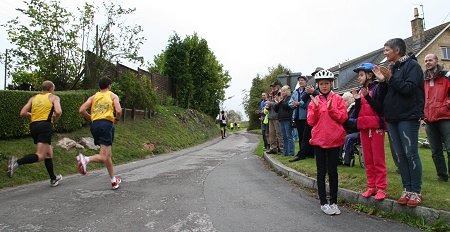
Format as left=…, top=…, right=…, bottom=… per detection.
left=425, top=119, right=450, bottom=179
left=388, top=121, right=422, bottom=193
left=279, top=120, right=295, bottom=155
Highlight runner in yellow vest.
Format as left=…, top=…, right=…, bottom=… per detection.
left=8, top=81, right=63, bottom=187
left=78, top=77, right=123, bottom=190
left=230, top=122, right=234, bottom=131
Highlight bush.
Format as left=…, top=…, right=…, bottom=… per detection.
left=0, top=90, right=95, bottom=139
left=113, top=71, right=158, bottom=111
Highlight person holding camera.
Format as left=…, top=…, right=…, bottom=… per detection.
left=275, top=85, right=295, bottom=156
left=266, top=81, right=284, bottom=154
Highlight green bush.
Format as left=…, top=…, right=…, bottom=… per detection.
left=0, top=90, right=95, bottom=139
left=113, top=71, right=158, bottom=111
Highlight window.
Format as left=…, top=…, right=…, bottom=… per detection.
left=442, top=47, right=450, bottom=60
left=333, top=71, right=339, bottom=90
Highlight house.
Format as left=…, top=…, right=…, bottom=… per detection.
left=328, top=8, right=450, bottom=94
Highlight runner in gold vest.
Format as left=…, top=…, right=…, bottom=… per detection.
left=78, top=77, right=123, bottom=190
left=7, top=81, right=63, bottom=187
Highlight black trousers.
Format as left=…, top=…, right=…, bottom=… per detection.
left=294, top=119, right=306, bottom=150
left=315, top=146, right=340, bottom=205
left=297, top=124, right=314, bottom=158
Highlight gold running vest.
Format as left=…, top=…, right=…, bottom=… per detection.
left=31, top=93, right=54, bottom=122
left=91, top=91, right=114, bottom=123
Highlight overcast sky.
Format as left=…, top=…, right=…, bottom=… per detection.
left=1, top=0, right=449, bottom=120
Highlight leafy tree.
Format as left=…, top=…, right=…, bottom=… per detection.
left=226, top=110, right=243, bottom=123
left=2, top=0, right=146, bottom=90
left=150, top=33, right=231, bottom=117
left=243, top=64, right=290, bottom=130
left=113, top=71, right=157, bottom=111
left=3, top=0, right=82, bottom=90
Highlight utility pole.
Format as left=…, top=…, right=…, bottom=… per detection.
left=4, top=49, right=8, bottom=90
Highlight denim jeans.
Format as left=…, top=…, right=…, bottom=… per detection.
left=425, top=119, right=450, bottom=179
left=388, top=121, right=422, bottom=193
left=279, top=120, right=295, bottom=155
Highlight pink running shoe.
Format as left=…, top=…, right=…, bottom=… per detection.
left=76, top=153, right=87, bottom=175
left=374, top=189, right=386, bottom=201
left=112, top=177, right=122, bottom=190
left=361, top=188, right=377, bottom=198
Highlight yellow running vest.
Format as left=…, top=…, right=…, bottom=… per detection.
left=91, top=91, right=114, bottom=122
left=31, top=93, right=53, bottom=122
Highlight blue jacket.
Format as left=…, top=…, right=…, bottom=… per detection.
left=259, top=99, right=267, bottom=119
left=380, top=56, right=424, bottom=122
left=289, top=87, right=308, bottom=120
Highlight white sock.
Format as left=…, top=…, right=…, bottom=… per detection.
left=85, top=156, right=90, bottom=164
left=111, top=176, right=116, bottom=183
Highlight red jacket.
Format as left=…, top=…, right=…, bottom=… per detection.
left=424, top=68, right=450, bottom=123
left=358, top=83, right=384, bottom=130
left=307, top=91, right=348, bottom=148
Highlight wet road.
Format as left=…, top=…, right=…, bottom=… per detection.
left=0, top=131, right=418, bottom=231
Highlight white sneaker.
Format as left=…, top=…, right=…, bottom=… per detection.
left=76, top=153, right=87, bottom=175
left=330, top=204, right=341, bottom=215
left=112, top=177, right=122, bottom=190
left=50, top=174, right=63, bottom=187
left=320, top=204, right=335, bottom=215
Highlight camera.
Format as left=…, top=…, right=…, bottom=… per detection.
left=277, top=92, right=281, bottom=96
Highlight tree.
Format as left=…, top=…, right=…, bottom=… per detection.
left=226, top=110, right=243, bottom=123
left=3, top=0, right=82, bottom=90
left=150, top=33, right=231, bottom=117
left=2, top=0, right=146, bottom=90
left=242, top=64, right=290, bottom=130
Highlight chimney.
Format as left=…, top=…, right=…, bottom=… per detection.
left=411, top=7, right=424, bottom=48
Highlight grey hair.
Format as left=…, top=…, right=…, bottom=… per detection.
left=280, top=85, right=291, bottom=96
left=384, top=38, right=406, bottom=56
left=342, top=92, right=354, bottom=107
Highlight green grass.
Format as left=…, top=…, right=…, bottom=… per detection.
left=271, top=128, right=450, bottom=211
left=0, top=105, right=219, bottom=189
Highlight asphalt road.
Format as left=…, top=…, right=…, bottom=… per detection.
left=0, top=131, right=418, bottom=232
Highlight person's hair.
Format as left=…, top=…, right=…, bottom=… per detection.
left=280, top=85, right=291, bottom=96
left=342, top=92, right=354, bottom=107
left=384, top=38, right=406, bottom=56
left=99, top=77, right=112, bottom=90
left=221, top=110, right=224, bottom=114
left=42, top=80, right=54, bottom=91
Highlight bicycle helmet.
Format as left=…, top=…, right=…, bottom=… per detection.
left=353, top=63, right=374, bottom=73
left=314, top=69, right=335, bottom=81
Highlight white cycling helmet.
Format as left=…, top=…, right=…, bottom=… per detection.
left=314, top=69, right=335, bottom=81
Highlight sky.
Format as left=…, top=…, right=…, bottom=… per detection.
left=1, top=0, right=450, bottom=120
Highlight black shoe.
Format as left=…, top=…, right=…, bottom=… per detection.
left=289, top=157, right=305, bottom=162
left=267, top=149, right=277, bottom=154
left=437, top=176, right=449, bottom=182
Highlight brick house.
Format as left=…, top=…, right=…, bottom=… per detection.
left=327, top=9, right=450, bottom=94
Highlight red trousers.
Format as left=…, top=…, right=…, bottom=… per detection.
left=360, top=129, right=387, bottom=190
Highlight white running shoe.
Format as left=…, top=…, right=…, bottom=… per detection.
left=7, top=156, right=19, bottom=178
left=112, top=177, right=122, bottom=190
left=330, top=204, right=341, bottom=215
left=76, top=153, right=87, bottom=175
left=50, top=174, right=63, bottom=187
left=320, top=204, right=335, bottom=215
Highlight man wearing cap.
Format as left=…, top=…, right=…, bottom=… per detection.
left=266, top=80, right=284, bottom=154
left=289, top=74, right=308, bottom=158
left=289, top=68, right=322, bottom=161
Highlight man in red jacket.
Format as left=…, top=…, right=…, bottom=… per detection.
left=423, top=54, right=450, bottom=182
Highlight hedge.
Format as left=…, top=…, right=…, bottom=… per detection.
left=0, top=90, right=95, bottom=139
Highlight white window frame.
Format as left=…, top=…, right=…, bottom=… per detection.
left=333, top=71, right=339, bottom=90
left=441, top=47, right=450, bottom=60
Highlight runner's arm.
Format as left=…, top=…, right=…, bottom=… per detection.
left=112, top=93, right=122, bottom=123
left=19, top=97, right=33, bottom=118
left=79, top=96, right=94, bottom=121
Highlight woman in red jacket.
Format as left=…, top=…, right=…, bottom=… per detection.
left=353, top=63, right=388, bottom=201
left=308, top=69, right=348, bottom=215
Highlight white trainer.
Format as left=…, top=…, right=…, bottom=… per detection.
left=320, top=204, right=335, bottom=215
left=330, top=204, right=341, bottom=215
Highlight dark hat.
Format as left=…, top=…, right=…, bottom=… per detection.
left=297, top=76, right=308, bottom=81
left=270, top=80, right=282, bottom=87
left=311, top=67, right=324, bottom=76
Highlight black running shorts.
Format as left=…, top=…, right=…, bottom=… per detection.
left=30, top=121, right=53, bottom=144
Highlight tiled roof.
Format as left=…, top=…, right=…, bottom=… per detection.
left=333, top=21, right=450, bottom=94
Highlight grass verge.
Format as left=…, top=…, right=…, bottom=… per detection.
left=0, top=105, right=219, bottom=189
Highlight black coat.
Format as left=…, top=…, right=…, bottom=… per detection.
left=380, top=57, right=424, bottom=122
